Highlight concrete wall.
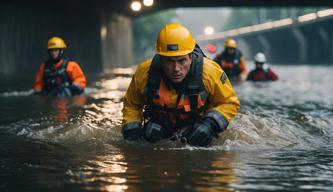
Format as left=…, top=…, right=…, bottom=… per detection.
left=239, top=19, right=333, bottom=64
left=101, top=11, right=133, bottom=70
left=0, top=3, right=103, bottom=76
left=0, top=2, right=134, bottom=77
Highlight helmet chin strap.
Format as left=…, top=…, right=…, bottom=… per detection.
left=59, top=49, right=64, bottom=58
left=48, top=49, right=65, bottom=63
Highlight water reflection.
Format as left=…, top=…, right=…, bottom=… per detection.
left=1, top=65, right=333, bottom=191
left=95, top=153, right=129, bottom=192
left=104, top=184, right=128, bottom=192
left=49, top=97, right=69, bottom=122
left=36, top=95, right=87, bottom=124
left=82, top=145, right=243, bottom=191
left=190, top=152, right=240, bottom=192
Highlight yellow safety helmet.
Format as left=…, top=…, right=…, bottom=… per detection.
left=156, top=23, right=196, bottom=56
left=47, top=36, right=67, bottom=49
left=224, top=38, right=237, bottom=48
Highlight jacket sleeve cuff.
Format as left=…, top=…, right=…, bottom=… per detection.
left=121, top=122, right=142, bottom=134
left=69, top=83, right=84, bottom=95
left=206, top=110, right=229, bottom=132
left=72, top=83, right=82, bottom=88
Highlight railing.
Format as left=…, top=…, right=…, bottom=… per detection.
left=197, top=8, right=333, bottom=41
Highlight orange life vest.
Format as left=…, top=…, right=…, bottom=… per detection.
left=144, top=46, right=209, bottom=131
left=214, top=49, right=243, bottom=78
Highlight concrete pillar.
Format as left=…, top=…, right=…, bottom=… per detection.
left=0, top=5, right=18, bottom=75
left=101, top=12, right=133, bottom=70
left=280, top=8, right=288, bottom=19
left=0, top=3, right=104, bottom=76
left=258, top=8, right=267, bottom=24
left=317, top=26, right=330, bottom=63
left=289, top=8, right=298, bottom=21
left=237, top=38, right=252, bottom=61
left=331, top=28, right=333, bottom=63
left=257, top=34, right=271, bottom=60
left=291, top=27, right=307, bottom=63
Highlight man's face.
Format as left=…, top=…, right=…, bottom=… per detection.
left=161, top=54, right=192, bottom=83
left=255, top=62, right=264, bottom=69
left=226, top=47, right=235, bottom=55
left=49, top=49, right=61, bottom=60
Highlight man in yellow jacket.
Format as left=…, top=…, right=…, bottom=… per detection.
left=122, top=24, right=240, bottom=146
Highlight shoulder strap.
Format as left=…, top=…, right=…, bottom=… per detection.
left=44, top=58, right=53, bottom=70
left=58, top=58, right=71, bottom=86
left=44, top=58, right=70, bottom=71
left=234, top=49, right=242, bottom=63
left=186, top=45, right=205, bottom=117
left=146, top=55, right=163, bottom=106
left=145, top=45, right=207, bottom=117
left=62, top=58, right=70, bottom=69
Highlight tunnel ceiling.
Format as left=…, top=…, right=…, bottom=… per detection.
left=120, top=0, right=333, bottom=17
left=4, top=0, right=333, bottom=17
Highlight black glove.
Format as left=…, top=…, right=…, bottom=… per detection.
left=33, top=90, right=42, bottom=95
left=122, top=123, right=143, bottom=142
left=68, top=84, right=84, bottom=95
left=143, top=121, right=164, bottom=143
left=182, top=118, right=219, bottom=147
left=52, top=87, right=72, bottom=97
left=123, top=128, right=143, bottom=142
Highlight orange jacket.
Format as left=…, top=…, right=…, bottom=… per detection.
left=33, top=59, right=86, bottom=92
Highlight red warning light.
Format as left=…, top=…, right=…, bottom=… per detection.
left=205, top=43, right=217, bottom=53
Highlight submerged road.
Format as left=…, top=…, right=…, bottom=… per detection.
left=0, top=64, right=332, bottom=191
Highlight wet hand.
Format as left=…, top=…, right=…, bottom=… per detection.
left=33, top=90, right=42, bottom=95
left=143, top=121, right=164, bottom=142
left=68, top=84, right=84, bottom=95
left=53, top=88, right=72, bottom=97
left=182, top=118, right=218, bottom=147
left=123, top=128, right=143, bottom=142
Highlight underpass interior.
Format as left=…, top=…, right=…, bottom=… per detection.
left=0, top=1, right=333, bottom=192
left=1, top=0, right=332, bottom=78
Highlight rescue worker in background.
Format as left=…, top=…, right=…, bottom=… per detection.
left=121, top=23, right=240, bottom=147
left=246, top=52, right=278, bottom=81
left=33, top=37, right=86, bottom=96
left=214, top=38, right=247, bottom=82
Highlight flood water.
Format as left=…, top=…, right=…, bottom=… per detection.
left=0, top=65, right=333, bottom=191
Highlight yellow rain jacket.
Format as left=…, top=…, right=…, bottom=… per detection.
left=122, top=56, right=240, bottom=130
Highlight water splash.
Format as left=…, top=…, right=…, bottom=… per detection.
left=0, top=66, right=332, bottom=152
left=0, top=89, right=33, bottom=97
